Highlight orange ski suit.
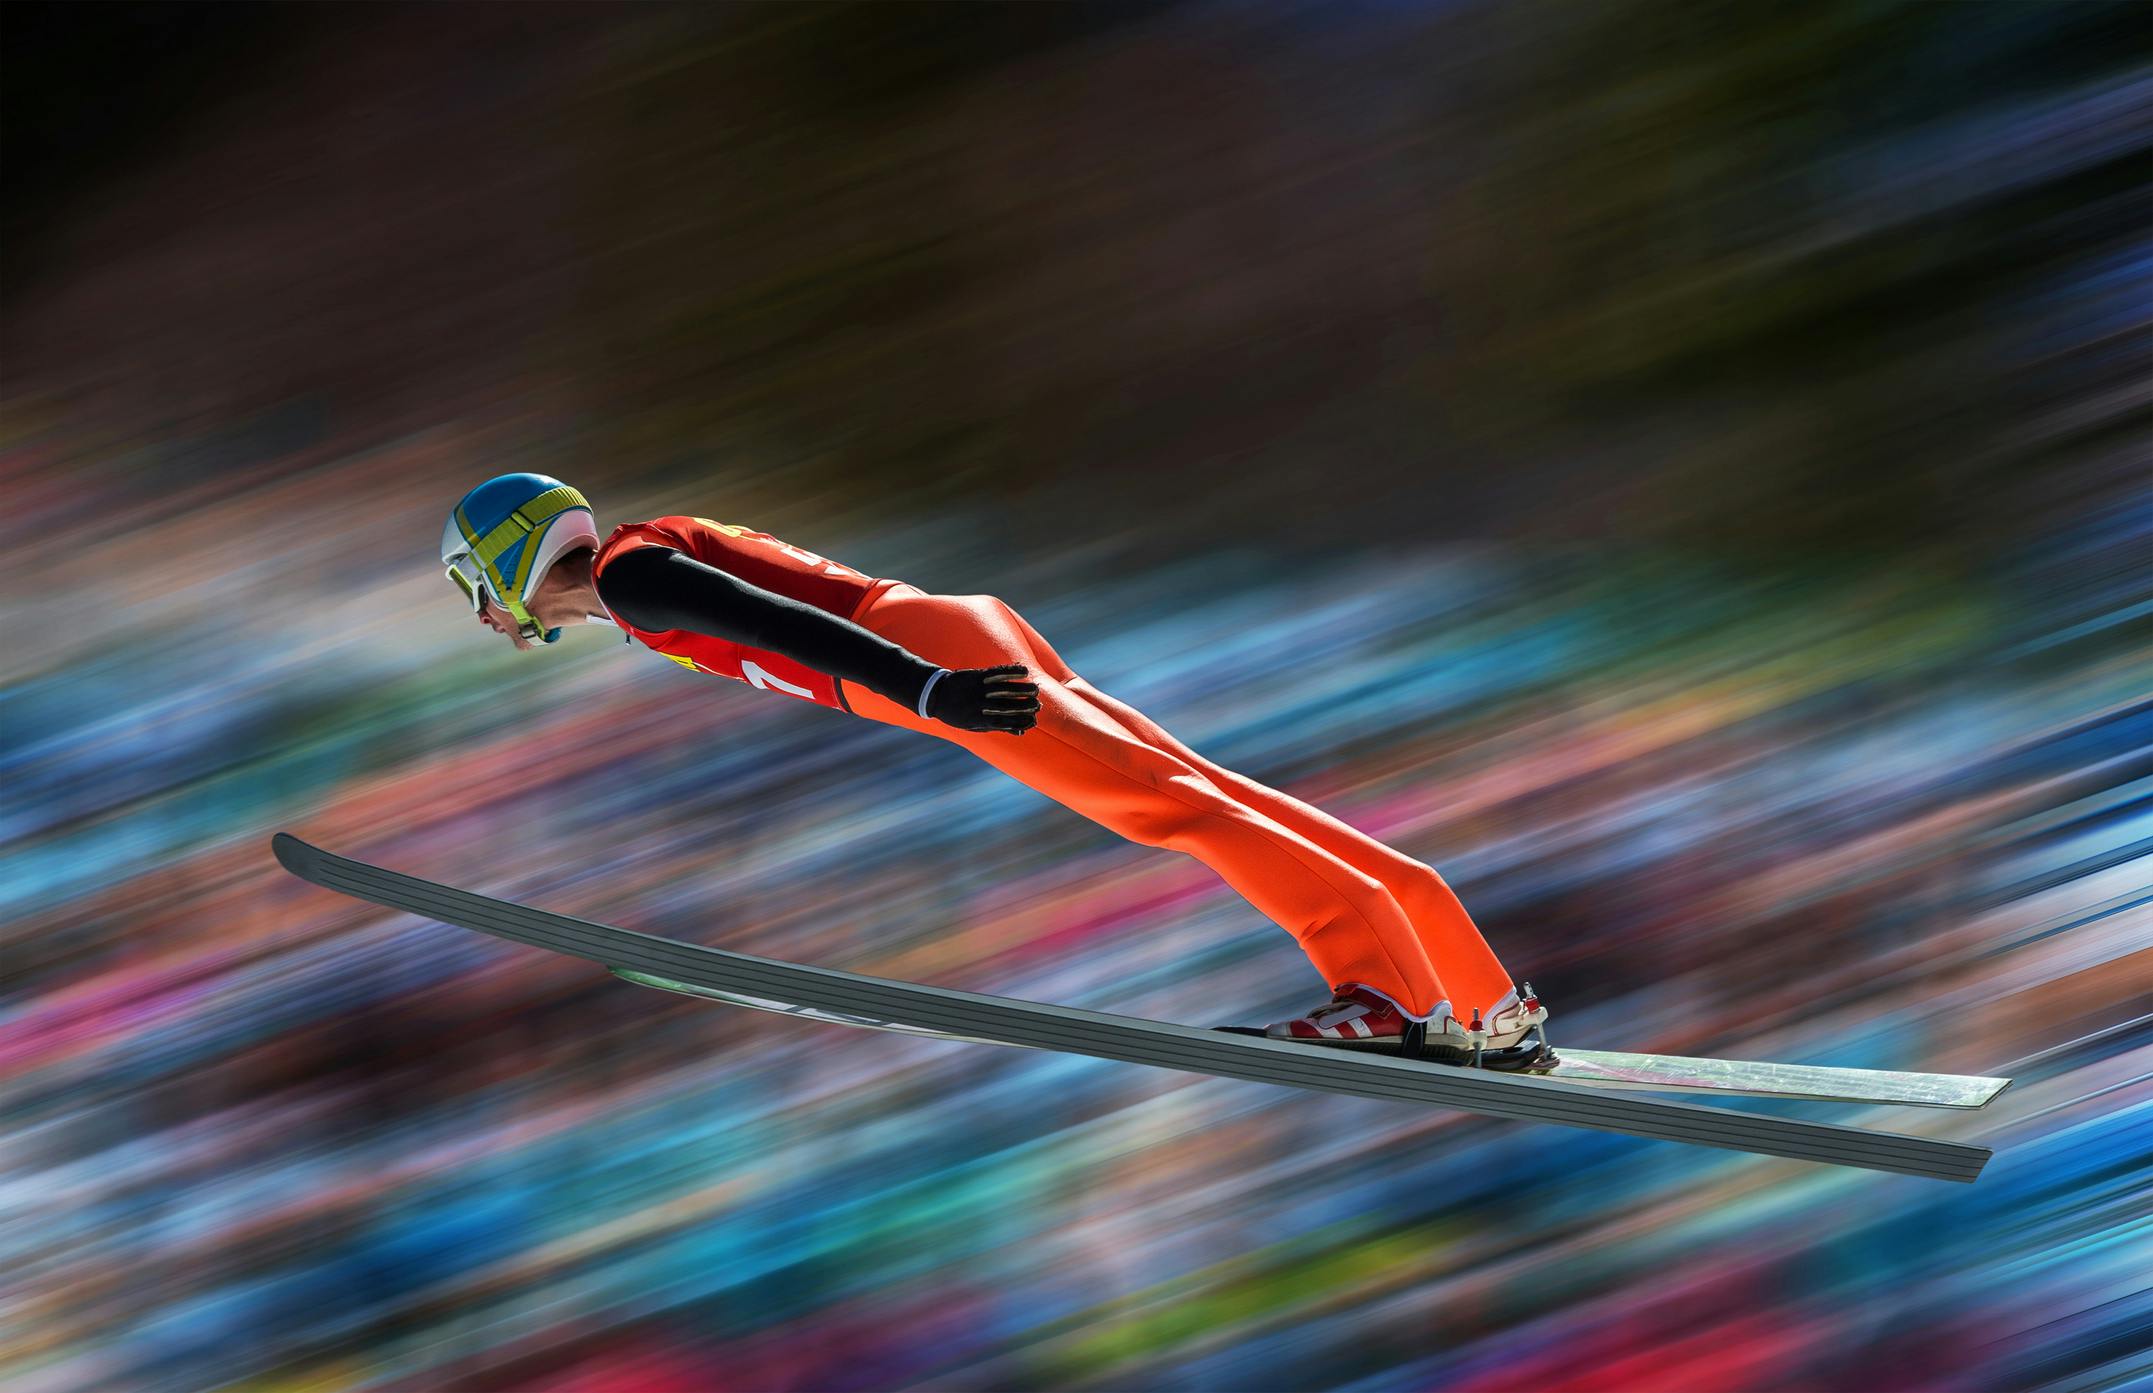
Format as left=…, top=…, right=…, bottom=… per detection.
left=839, top=582, right=1516, bottom=1022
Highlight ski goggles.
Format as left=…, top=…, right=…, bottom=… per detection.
left=444, top=553, right=498, bottom=613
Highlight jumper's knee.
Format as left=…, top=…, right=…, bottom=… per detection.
left=1109, top=799, right=1207, bottom=850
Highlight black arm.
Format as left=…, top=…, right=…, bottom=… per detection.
left=596, top=546, right=941, bottom=710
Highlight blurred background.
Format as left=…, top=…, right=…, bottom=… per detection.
left=4, top=2, right=2148, bottom=1390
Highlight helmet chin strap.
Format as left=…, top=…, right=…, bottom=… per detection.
left=497, top=589, right=553, bottom=644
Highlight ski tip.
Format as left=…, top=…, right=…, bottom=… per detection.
left=270, top=832, right=318, bottom=878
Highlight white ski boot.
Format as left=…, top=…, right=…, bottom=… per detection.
left=1405, top=983, right=1556, bottom=1071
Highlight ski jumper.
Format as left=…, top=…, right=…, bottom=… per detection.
left=592, top=516, right=1516, bottom=1023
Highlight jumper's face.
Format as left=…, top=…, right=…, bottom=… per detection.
left=476, top=590, right=535, bottom=651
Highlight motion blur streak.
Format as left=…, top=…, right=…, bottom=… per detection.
left=3, top=2, right=2148, bottom=1391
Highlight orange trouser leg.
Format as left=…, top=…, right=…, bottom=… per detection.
left=1061, top=675, right=1517, bottom=1018
left=993, top=599, right=1516, bottom=1019
left=840, top=587, right=1506, bottom=1020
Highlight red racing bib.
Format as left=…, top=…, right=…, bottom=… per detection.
left=593, top=516, right=900, bottom=713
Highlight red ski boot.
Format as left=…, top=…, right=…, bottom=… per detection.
left=1215, top=982, right=1558, bottom=1072
left=1261, top=984, right=1414, bottom=1048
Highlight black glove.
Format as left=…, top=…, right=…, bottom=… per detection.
left=922, top=664, right=1040, bottom=734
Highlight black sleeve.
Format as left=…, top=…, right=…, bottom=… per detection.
left=596, top=546, right=942, bottom=711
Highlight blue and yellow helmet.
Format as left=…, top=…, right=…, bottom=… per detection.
left=441, top=473, right=600, bottom=645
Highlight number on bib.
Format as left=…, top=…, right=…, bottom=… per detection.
left=741, top=660, right=815, bottom=699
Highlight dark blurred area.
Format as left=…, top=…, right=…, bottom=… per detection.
left=4, top=3, right=2148, bottom=1391
left=9, top=0, right=2143, bottom=565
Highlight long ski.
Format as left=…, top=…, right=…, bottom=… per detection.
left=271, top=834, right=1993, bottom=1182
